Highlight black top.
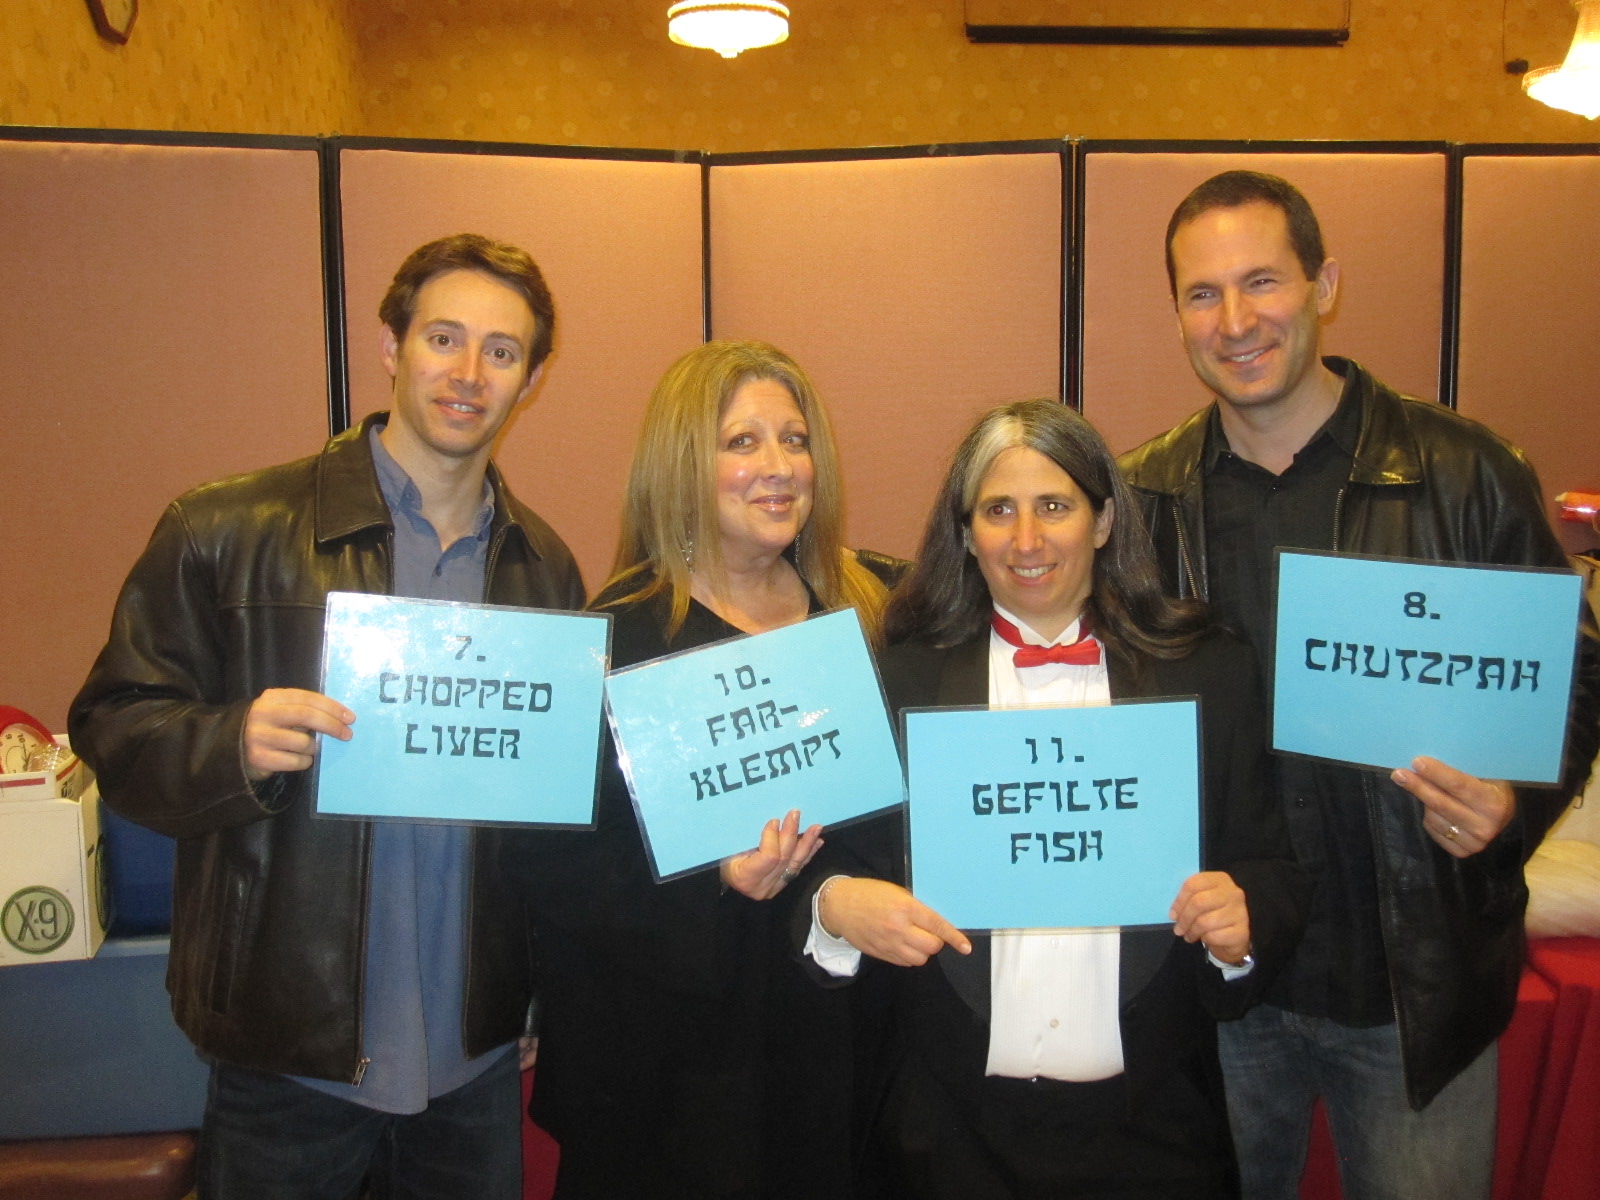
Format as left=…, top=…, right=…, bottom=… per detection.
left=522, top=578, right=860, bottom=1200
left=1202, top=378, right=1392, bottom=1026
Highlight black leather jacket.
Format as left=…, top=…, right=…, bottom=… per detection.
left=1119, top=358, right=1600, bottom=1108
left=69, top=414, right=586, bottom=1083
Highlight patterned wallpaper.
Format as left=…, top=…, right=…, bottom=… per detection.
left=1, top=0, right=356, bottom=135
left=3, top=0, right=1596, bottom=148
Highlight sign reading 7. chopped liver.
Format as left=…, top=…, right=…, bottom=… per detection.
left=1272, top=551, right=1583, bottom=784
left=315, top=592, right=611, bottom=826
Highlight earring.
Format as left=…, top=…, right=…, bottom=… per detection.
left=681, top=534, right=696, bottom=571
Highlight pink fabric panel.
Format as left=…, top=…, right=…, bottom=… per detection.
left=1458, top=156, right=1600, bottom=555
left=339, top=151, right=704, bottom=592
left=1082, top=152, right=1447, bottom=456
left=710, top=153, right=1063, bottom=561
left=0, top=141, right=327, bottom=732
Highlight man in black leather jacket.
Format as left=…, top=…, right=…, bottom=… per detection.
left=1119, top=171, right=1600, bottom=1200
left=70, top=235, right=584, bottom=1199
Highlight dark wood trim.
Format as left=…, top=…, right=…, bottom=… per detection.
left=966, top=24, right=1347, bottom=47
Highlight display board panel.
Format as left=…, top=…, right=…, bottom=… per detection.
left=1081, top=149, right=1447, bottom=457
left=1458, top=153, right=1600, bottom=554
left=0, top=138, right=328, bottom=731
left=709, top=151, right=1063, bottom=561
left=338, top=148, right=705, bottom=591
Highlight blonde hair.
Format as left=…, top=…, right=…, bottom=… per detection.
left=598, top=340, right=886, bottom=641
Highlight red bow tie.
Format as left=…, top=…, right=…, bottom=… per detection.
left=991, top=612, right=1101, bottom=669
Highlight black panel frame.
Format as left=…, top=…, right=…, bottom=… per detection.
left=704, top=139, right=1072, bottom=398
left=706, top=139, right=1068, bottom=167
left=1063, top=141, right=1084, bottom=410
left=0, top=124, right=339, bottom=426
left=323, top=135, right=708, bottom=435
left=5, top=125, right=1596, bottom=443
left=0, top=125, right=320, bottom=151
left=1448, top=143, right=1599, bottom=411
left=319, top=142, right=351, bottom=435
left=967, top=25, right=1348, bottom=48
left=1075, top=138, right=1456, bottom=410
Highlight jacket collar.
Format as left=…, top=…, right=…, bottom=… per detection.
left=312, top=411, right=539, bottom=557
left=1129, top=357, right=1422, bottom=495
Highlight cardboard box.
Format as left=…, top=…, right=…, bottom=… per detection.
left=0, top=778, right=112, bottom=965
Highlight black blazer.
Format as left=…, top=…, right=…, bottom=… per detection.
left=810, top=627, right=1309, bottom=1100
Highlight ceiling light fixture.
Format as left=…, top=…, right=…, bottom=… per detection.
left=667, top=2, right=790, bottom=59
left=1524, top=0, right=1600, bottom=119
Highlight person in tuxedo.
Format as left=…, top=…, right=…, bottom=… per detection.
left=522, top=340, right=899, bottom=1199
left=801, top=398, right=1309, bottom=1198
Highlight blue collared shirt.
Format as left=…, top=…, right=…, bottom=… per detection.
left=296, top=425, right=511, bottom=1112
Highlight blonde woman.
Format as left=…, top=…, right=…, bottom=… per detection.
left=525, top=341, right=900, bottom=1199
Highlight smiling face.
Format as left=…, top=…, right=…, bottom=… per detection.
left=379, top=268, right=542, bottom=473
left=713, top=377, right=815, bottom=567
left=968, top=446, right=1112, bottom=643
left=1170, top=200, right=1338, bottom=419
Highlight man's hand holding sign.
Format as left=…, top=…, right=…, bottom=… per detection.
left=244, top=688, right=356, bottom=782
left=1392, top=758, right=1517, bottom=861
left=1273, top=550, right=1583, bottom=860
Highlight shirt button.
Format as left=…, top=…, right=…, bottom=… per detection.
left=1049, top=1018, right=1060, bottom=1029
left=1295, top=796, right=1308, bottom=808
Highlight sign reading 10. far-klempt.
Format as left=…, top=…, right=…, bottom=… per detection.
left=605, top=608, right=904, bottom=881
left=315, top=592, right=611, bottom=826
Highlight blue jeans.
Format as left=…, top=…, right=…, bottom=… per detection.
left=195, top=1048, right=521, bottom=1200
left=1217, top=1004, right=1496, bottom=1200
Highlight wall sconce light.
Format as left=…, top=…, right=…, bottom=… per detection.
left=668, top=2, right=790, bottom=59
left=1524, top=0, right=1600, bottom=119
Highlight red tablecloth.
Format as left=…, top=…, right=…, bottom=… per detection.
left=1493, top=969, right=1559, bottom=1200
left=521, top=1068, right=558, bottom=1200
left=1518, top=937, right=1600, bottom=1200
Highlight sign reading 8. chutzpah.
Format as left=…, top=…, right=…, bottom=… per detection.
left=2, top=885, right=75, bottom=955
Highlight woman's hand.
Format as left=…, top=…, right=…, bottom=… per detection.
left=1169, top=871, right=1251, bottom=967
left=819, top=877, right=971, bottom=966
left=720, top=809, right=823, bottom=900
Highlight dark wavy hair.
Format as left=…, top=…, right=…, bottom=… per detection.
left=885, top=399, right=1208, bottom=662
left=1164, top=169, right=1327, bottom=296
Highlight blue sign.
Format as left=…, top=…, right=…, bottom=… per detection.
left=605, top=608, right=904, bottom=881
left=905, top=700, right=1200, bottom=931
left=1273, top=551, right=1582, bottom=784
left=315, top=592, right=610, bottom=825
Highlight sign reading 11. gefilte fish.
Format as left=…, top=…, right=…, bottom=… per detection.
left=905, top=699, right=1200, bottom=931
left=604, top=608, right=905, bottom=881
left=315, top=592, right=611, bottom=825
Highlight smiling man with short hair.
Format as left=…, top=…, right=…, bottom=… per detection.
left=1121, top=171, right=1600, bottom=1200
left=71, top=234, right=584, bottom=1200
